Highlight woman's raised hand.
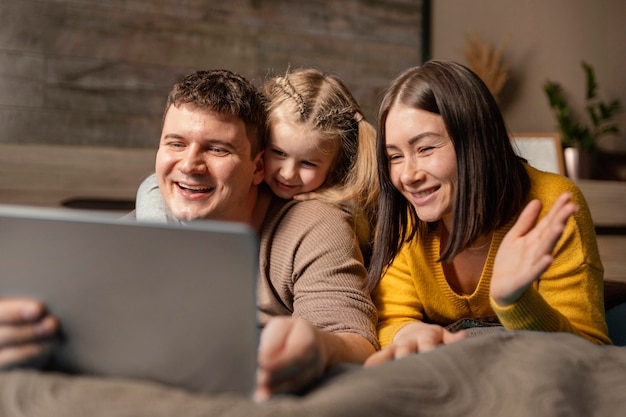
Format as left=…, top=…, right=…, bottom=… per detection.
left=490, top=193, right=577, bottom=306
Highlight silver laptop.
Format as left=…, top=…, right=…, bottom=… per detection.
left=0, top=204, right=259, bottom=395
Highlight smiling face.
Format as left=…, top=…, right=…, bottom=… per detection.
left=385, top=104, right=458, bottom=229
left=155, top=103, right=264, bottom=223
left=263, top=118, right=338, bottom=199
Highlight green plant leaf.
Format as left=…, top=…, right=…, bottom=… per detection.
left=583, top=61, right=598, bottom=101
left=600, top=100, right=622, bottom=119
left=544, top=61, right=621, bottom=152
left=586, top=105, right=600, bottom=127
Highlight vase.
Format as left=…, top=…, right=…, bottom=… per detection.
left=564, top=147, right=594, bottom=181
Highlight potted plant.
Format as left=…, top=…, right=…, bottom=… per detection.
left=544, top=61, right=621, bottom=179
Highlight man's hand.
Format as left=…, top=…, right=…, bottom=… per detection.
left=490, top=192, right=577, bottom=306
left=0, top=298, right=58, bottom=368
left=364, top=321, right=466, bottom=367
left=254, top=316, right=328, bottom=401
left=254, top=316, right=375, bottom=401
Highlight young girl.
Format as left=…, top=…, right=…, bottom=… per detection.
left=262, top=68, right=379, bottom=260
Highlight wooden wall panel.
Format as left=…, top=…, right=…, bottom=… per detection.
left=0, top=0, right=425, bottom=148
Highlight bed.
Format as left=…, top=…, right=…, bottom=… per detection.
left=1, top=330, right=625, bottom=417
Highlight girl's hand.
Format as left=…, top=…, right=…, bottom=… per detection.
left=490, top=192, right=577, bottom=306
left=292, top=191, right=321, bottom=201
left=364, top=321, right=466, bottom=367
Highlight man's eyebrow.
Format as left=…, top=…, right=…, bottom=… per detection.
left=161, top=134, right=237, bottom=148
left=162, top=133, right=184, bottom=140
left=202, top=138, right=240, bottom=150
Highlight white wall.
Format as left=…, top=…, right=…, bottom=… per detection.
left=432, top=0, right=626, bottom=151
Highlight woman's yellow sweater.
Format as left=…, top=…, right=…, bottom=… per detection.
left=374, top=165, right=611, bottom=347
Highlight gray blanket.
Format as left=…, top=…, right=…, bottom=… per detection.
left=1, top=330, right=625, bottom=417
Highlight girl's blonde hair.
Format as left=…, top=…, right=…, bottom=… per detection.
left=263, top=68, right=379, bottom=255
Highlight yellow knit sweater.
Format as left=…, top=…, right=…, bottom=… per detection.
left=374, top=165, right=611, bottom=347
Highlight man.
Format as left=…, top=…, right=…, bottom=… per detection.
left=0, top=70, right=377, bottom=400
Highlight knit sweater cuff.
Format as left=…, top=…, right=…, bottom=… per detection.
left=490, top=286, right=561, bottom=331
left=378, top=321, right=414, bottom=348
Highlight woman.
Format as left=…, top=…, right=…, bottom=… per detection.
left=366, top=60, right=610, bottom=365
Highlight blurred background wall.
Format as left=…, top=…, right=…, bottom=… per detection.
left=0, top=0, right=426, bottom=148
left=432, top=0, right=626, bottom=151
left=1, top=0, right=624, bottom=152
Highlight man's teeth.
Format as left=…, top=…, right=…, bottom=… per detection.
left=179, top=183, right=210, bottom=191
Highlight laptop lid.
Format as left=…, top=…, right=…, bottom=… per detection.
left=0, top=204, right=259, bottom=395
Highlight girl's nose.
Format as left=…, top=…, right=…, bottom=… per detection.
left=279, top=161, right=297, bottom=181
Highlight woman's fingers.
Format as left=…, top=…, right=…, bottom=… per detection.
left=363, top=346, right=400, bottom=367
left=364, top=324, right=466, bottom=367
